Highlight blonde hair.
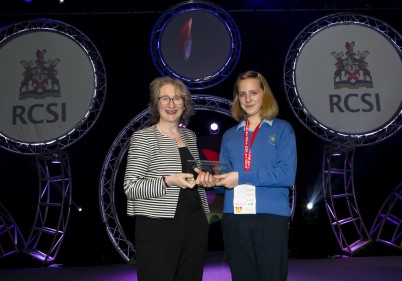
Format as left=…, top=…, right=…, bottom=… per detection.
left=231, top=70, right=279, bottom=122
left=148, top=76, right=194, bottom=125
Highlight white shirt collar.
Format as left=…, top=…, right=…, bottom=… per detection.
left=236, top=119, right=273, bottom=131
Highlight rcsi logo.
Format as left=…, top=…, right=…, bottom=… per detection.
left=13, top=49, right=65, bottom=125
left=19, top=49, right=61, bottom=99
left=332, top=41, right=373, bottom=89
left=0, top=21, right=101, bottom=145
left=289, top=16, right=402, bottom=138
left=330, top=41, right=379, bottom=113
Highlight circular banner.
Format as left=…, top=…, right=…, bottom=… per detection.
left=150, top=1, right=241, bottom=89
left=285, top=13, right=402, bottom=146
left=0, top=19, right=106, bottom=154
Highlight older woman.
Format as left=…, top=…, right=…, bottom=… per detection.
left=124, top=76, right=214, bottom=281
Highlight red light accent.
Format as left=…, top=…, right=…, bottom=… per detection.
left=202, top=148, right=219, bottom=161
left=178, top=18, right=192, bottom=60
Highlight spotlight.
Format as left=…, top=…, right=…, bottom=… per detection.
left=209, top=122, right=219, bottom=135
left=51, top=153, right=61, bottom=164
left=303, top=202, right=318, bottom=224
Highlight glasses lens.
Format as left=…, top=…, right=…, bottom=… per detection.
left=159, top=97, right=169, bottom=104
left=173, top=97, right=183, bottom=104
left=159, top=97, right=183, bottom=105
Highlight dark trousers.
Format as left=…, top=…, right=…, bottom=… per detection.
left=135, top=210, right=209, bottom=281
left=222, top=213, right=289, bottom=281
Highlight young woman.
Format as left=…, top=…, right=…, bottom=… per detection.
left=214, top=70, right=297, bottom=281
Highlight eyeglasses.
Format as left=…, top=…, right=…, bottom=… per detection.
left=158, top=96, right=184, bottom=105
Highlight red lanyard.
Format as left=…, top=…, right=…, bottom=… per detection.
left=244, top=119, right=262, bottom=172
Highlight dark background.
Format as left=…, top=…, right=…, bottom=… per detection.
left=0, top=0, right=401, bottom=266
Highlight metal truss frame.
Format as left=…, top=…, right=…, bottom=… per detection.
left=370, top=182, right=402, bottom=249
left=99, top=95, right=233, bottom=262
left=0, top=18, right=106, bottom=264
left=150, top=1, right=241, bottom=90
left=283, top=13, right=402, bottom=147
left=322, top=144, right=371, bottom=255
left=0, top=151, right=72, bottom=264
left=99, top=94, right=298, bottom=262
left=284, top=12, right=402, bottom=256
left=0, top=203, right=26, bottom=258
left=23, top=151, right=72, bottom=264
left=289, top=185, right=296, bottom=221
left=0, top=18, right=107, bottom=155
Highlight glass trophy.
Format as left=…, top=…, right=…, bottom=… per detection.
left=187, top=160, right=229, bottom=182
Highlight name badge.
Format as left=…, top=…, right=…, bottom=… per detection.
left=233, top=184, right=256, bottom=214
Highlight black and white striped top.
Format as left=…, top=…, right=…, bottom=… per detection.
left=123, top=125, right=210, bottom=218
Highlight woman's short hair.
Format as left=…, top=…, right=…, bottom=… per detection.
left=231, top=70, right=279, bottom=122
left=148, top=76, right=194, bottom=125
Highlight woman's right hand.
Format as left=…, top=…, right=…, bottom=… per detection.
left=165, top=173, right=197, bottom=189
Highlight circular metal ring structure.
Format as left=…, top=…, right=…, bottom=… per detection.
left=99, top=95, right=233, bottom=262
left=99, top=94, right=297, bottom=262
left=0, top=18, right=106, bottom=263
left=0, top=203, right=26, bottom=257
left=284, top=13, right=402, bottom=255
left=370, top=181, right=402, bottom=249
left=150, top=1, right=241, bottom=90
left=284, top=13, right=402, bottom=147
left=0, top=18, right=107, bottom=155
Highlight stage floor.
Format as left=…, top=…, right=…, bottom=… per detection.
left=1, top=251, right=402, bottom=281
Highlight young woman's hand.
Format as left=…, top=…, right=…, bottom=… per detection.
left=213, top=172, right=239, bottom=189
